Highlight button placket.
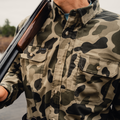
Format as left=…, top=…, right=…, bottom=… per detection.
left=48, top=106, right=58, bottom=120
left=58, top=59, right=62, bottom=64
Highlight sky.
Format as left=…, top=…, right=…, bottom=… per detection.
left=0, top=0, right=120, bottom=27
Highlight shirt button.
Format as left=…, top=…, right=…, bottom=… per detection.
left=54, top=90, right=57, bottom=94
left=96, top=66, right=101, bottom=70
left=30, top=53, right=34, bottom=57
left=65, top=31, right=69, bottom=36
left=58, top=59, right=62, bottom=64
left=51, top=118, right=55, bottom=120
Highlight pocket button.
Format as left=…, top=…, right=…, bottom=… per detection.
left=96, top=66, right=101, bottom=70
left=30, top=53, right=34, bottom=57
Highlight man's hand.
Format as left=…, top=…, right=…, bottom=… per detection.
left=0, top=86, right=8, bottom=102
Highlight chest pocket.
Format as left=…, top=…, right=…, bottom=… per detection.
left=75, top=54, right=119, bottom=105
left=21, top=46, right=47, bottom=62
left=20, top=46, right=48, bottom=84
left=79, top=55, right=119, bottom=78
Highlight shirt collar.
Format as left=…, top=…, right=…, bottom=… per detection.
left=88, top=0, right=92, bottom=5
left=64, top=0, right=92, bottom=21
left=51, top=0, right=102, bottom=25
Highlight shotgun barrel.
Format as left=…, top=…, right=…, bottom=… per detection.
left=0, top=0, right=51, bottom=81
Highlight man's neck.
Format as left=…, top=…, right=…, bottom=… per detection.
left=54, top=0, right=89, bottom=13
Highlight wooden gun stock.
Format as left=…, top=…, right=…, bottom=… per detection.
left=0, top=0, right=51, bottom=81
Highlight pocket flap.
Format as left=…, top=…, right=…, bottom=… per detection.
left=79, top=55, right=119, bottom=78
left=20, top=46, right=47, bottom=62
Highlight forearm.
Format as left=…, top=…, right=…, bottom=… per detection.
left=0, top=54, right=24, bottom=108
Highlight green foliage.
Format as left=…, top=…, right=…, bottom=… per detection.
left=0, top=26, right=2, bottom=34
left=0, top=19, right=16, bottom=37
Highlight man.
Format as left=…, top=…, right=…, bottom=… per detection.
left=0, top=0, right=120, bottom=119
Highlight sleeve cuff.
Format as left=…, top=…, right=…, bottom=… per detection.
left=0, top=82, right=13, bottom=108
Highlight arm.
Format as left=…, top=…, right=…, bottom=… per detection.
left=0, top=0, right=51, bottom=108
left=0, top=54, right=23, bottom=107
left=0, top=0, right=51, bottom=81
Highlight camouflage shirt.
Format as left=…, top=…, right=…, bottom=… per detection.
left=1, top=0, right=120, bottom=120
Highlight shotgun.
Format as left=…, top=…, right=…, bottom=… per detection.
left=0, top=0, right=51, bottom=81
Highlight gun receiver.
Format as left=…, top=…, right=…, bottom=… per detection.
left=0, top=0, right=51, bottom=81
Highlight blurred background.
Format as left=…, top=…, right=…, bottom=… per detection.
left=0, top=0, right=120, bottom=119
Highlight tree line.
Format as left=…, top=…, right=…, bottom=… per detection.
left=0, top=19, right=16, bottom=37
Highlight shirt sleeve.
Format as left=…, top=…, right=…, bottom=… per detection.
left=0, top=54, right=24, bottom=108
left=0, top=17, right=29, bottom=108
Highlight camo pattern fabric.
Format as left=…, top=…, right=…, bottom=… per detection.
left=1, top=0, right=120, bottom=119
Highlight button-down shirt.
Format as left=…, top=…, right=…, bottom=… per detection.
left=1, top=0, right=120, bottom=120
